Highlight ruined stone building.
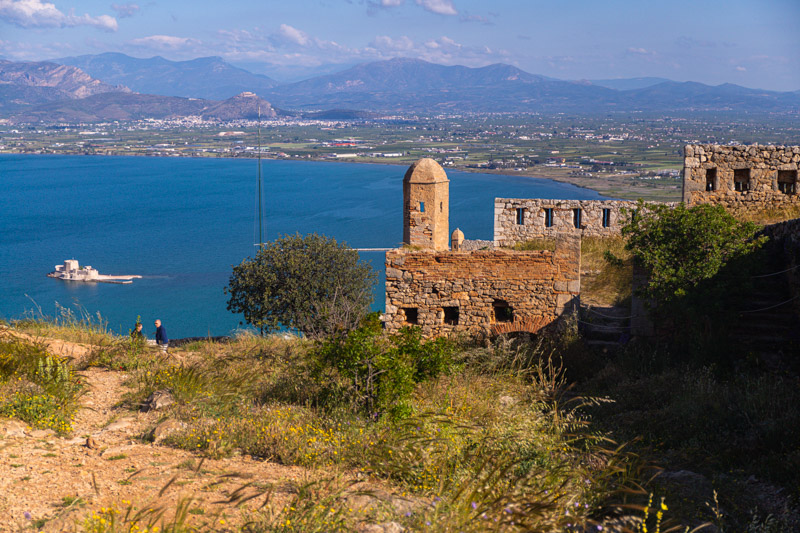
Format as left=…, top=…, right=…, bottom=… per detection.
left=385, top=158, right=580, bottom=337
left=683, top=144, right=800, bottom=211
left=386, top=144, right=800, bottom=338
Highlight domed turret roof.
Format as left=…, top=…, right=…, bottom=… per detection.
left=403, top=158, right=449, bottom=184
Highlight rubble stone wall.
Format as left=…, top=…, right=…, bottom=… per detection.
left=494, top=198, right=637, bottom=246
left=384, top=234, right=580, bottom=337
left=683, top=144, right=800, bottom=212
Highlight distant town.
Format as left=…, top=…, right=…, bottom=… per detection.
left=3, top=112, right=799, bottom=201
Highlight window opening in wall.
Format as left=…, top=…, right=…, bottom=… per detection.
left=440, top=202, right=443, bottom=212
left=515, top=207, right=525, bottom=225
left=734, top=169, right=750, bottom=192
left=493, top=299, right=514, bottom=323
left=573, top=208, right=582, bottom=228
left=706, top=168, right=717, bottom=191
left=778, top=170, right=797, bottom=195
left=404, top=308, right=418, bottom=325
left=602, top=208, right=611, bottom=228
left=544, top=208, right=554, bottom=228
left=419, top=201, right=425, bottom=212
left=443, top=306, right=459, bottom=325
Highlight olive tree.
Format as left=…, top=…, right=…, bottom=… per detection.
left=225, top=233, right=377, bottom=338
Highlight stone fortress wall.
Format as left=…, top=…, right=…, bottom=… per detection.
left=683, top=144, right=800, bottom=211
left=384, top=235, right=581, bottom=337
left=493, top=198, right=636, bottom=246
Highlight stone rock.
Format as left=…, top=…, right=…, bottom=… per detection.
left=0, top=418, right=27, bottom=438
left=140, top=390, right=175, bottom=412
left=85, top=436, right=100, bottom=449
left=29, top=429, right=55, bottom=438
left=499, top=395, right=516, bottom=408
left=150, top=418, right=185, bottom=443
left=104, top=417, right=135, bottom=432
left=358, top=522, right=405, bottom=533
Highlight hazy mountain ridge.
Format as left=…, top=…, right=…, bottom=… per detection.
left=0, top=59, right=129, bottom=103
left=9, top=91, right=281, bottom=123
left=55, top=53, right=280, bottom=100
left=2, top=55, right=799, bottom=122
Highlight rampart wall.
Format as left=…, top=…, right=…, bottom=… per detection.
left=384, top=234, right=580, bottom=337
left=494, top=198, right=639, bottom=246
left=683, top=144, right=800, bottom=211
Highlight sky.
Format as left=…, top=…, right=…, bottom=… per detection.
left=1, top=0, right=799, bottom=90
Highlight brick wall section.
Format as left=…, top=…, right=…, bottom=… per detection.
left=384, top=234, right=581, bottom=337
left=683, top=144, right=800, bottom=211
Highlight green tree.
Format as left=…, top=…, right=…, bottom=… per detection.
left=622, top=201, right=766, bottom=302
left=225, top=233, right=377, bottom=338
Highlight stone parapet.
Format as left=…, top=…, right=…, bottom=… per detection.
left=384, top=234, right=580, bottom=337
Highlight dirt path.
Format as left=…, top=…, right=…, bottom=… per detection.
left=0, top=339, right=311, bottom=532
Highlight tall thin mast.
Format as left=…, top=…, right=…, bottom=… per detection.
left=257, top=105, right=264, bottom=250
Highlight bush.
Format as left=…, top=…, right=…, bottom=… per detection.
left=314, top=314, right=456, bottom=420
left=225, top=233, right=377, bottom=338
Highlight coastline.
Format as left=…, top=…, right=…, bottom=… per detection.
left=0, top=150, right=626, bottom=199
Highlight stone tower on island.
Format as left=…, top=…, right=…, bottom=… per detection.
left=403, top=158, right=450, bottom=250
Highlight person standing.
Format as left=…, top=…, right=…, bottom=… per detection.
left=154, top=319, right=169, bottom=353
left=131, top=321, right=146, bottom=342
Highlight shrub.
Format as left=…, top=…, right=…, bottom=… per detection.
left=225, top=233, right=377, bottom=338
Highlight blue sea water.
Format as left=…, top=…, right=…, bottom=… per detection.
left=0, top=154, right=605, bottom=338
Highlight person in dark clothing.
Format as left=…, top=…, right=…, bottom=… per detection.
left=131, top=322, right=145, bottom=342
left=154, top=319, right=169, bottom=353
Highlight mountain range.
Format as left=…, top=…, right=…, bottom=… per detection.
left=1, top=54, right=798, bottom=122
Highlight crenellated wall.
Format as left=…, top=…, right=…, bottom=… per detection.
left=384, top=234, right=580, bottom=337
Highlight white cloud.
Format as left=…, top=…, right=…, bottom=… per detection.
left=415, top=0, right=457, bottom=16
left=370, top=35, right=414, bottom=51
left=278, top=24, right=310, bottom=46
left=111, top=3, right=138, bottom=18
left=129, top=34, right=200, bottom=51
left=0, top=0, right=118, bottom=31
left=380, top=0, right=404, bottom=5
left=736, top=66, right=746, bottom=72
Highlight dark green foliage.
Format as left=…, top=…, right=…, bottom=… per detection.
left=622, top=201, right=766, bottom=302
left=315, top=314, right=456, bottom=419
left=225, top=233, right=377, bottom=338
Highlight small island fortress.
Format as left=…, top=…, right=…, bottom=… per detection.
left=48, top=259, right=141, bottom=284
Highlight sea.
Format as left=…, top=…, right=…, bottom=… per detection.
left=0, top=154, right=606, bottom=338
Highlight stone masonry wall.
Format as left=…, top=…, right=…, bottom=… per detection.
left=683, top=144, right=800, bottom=212
left=494, top=198, right=637, bottom=246
left=384, top=234, right=580, bottom=337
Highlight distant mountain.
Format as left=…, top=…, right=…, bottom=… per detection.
left=55, top=53, right=280, bottom=100
left=0, top=59, right=128, bottom=109
left=621, top=81, right=800, bottom=112
left=588, top=77, right=672, bottom=91
left=263, top=57, right=620, bottom=112
left=200, top=92, right=277, bottom=120
left=9, top=91, right=284, bottom=123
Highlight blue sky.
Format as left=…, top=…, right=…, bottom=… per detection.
left=1, top=0, right=798, bottom=90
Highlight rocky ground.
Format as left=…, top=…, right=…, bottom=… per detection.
left=0, top=334, right=345, bottom=532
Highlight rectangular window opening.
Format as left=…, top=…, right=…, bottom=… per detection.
left=544, top=208, right=554, bottom=228
left=515, top=207, right=525, bottom=225
left=573, top=208, right=582, bottom=229
left=403, top=308, right=418, bottom=325
left=706, top=168, right=717, bottom=191
left=493, top=299, right=514, bottom=323
left=601, top=208, right=611, bottom=228
left=734, top=169, right=750, bottom=192
left=419, top=201, right=425, bottom=213
left=443, top=306, right=459, bottom=325
left=778, top=170, right=797, bottom=195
